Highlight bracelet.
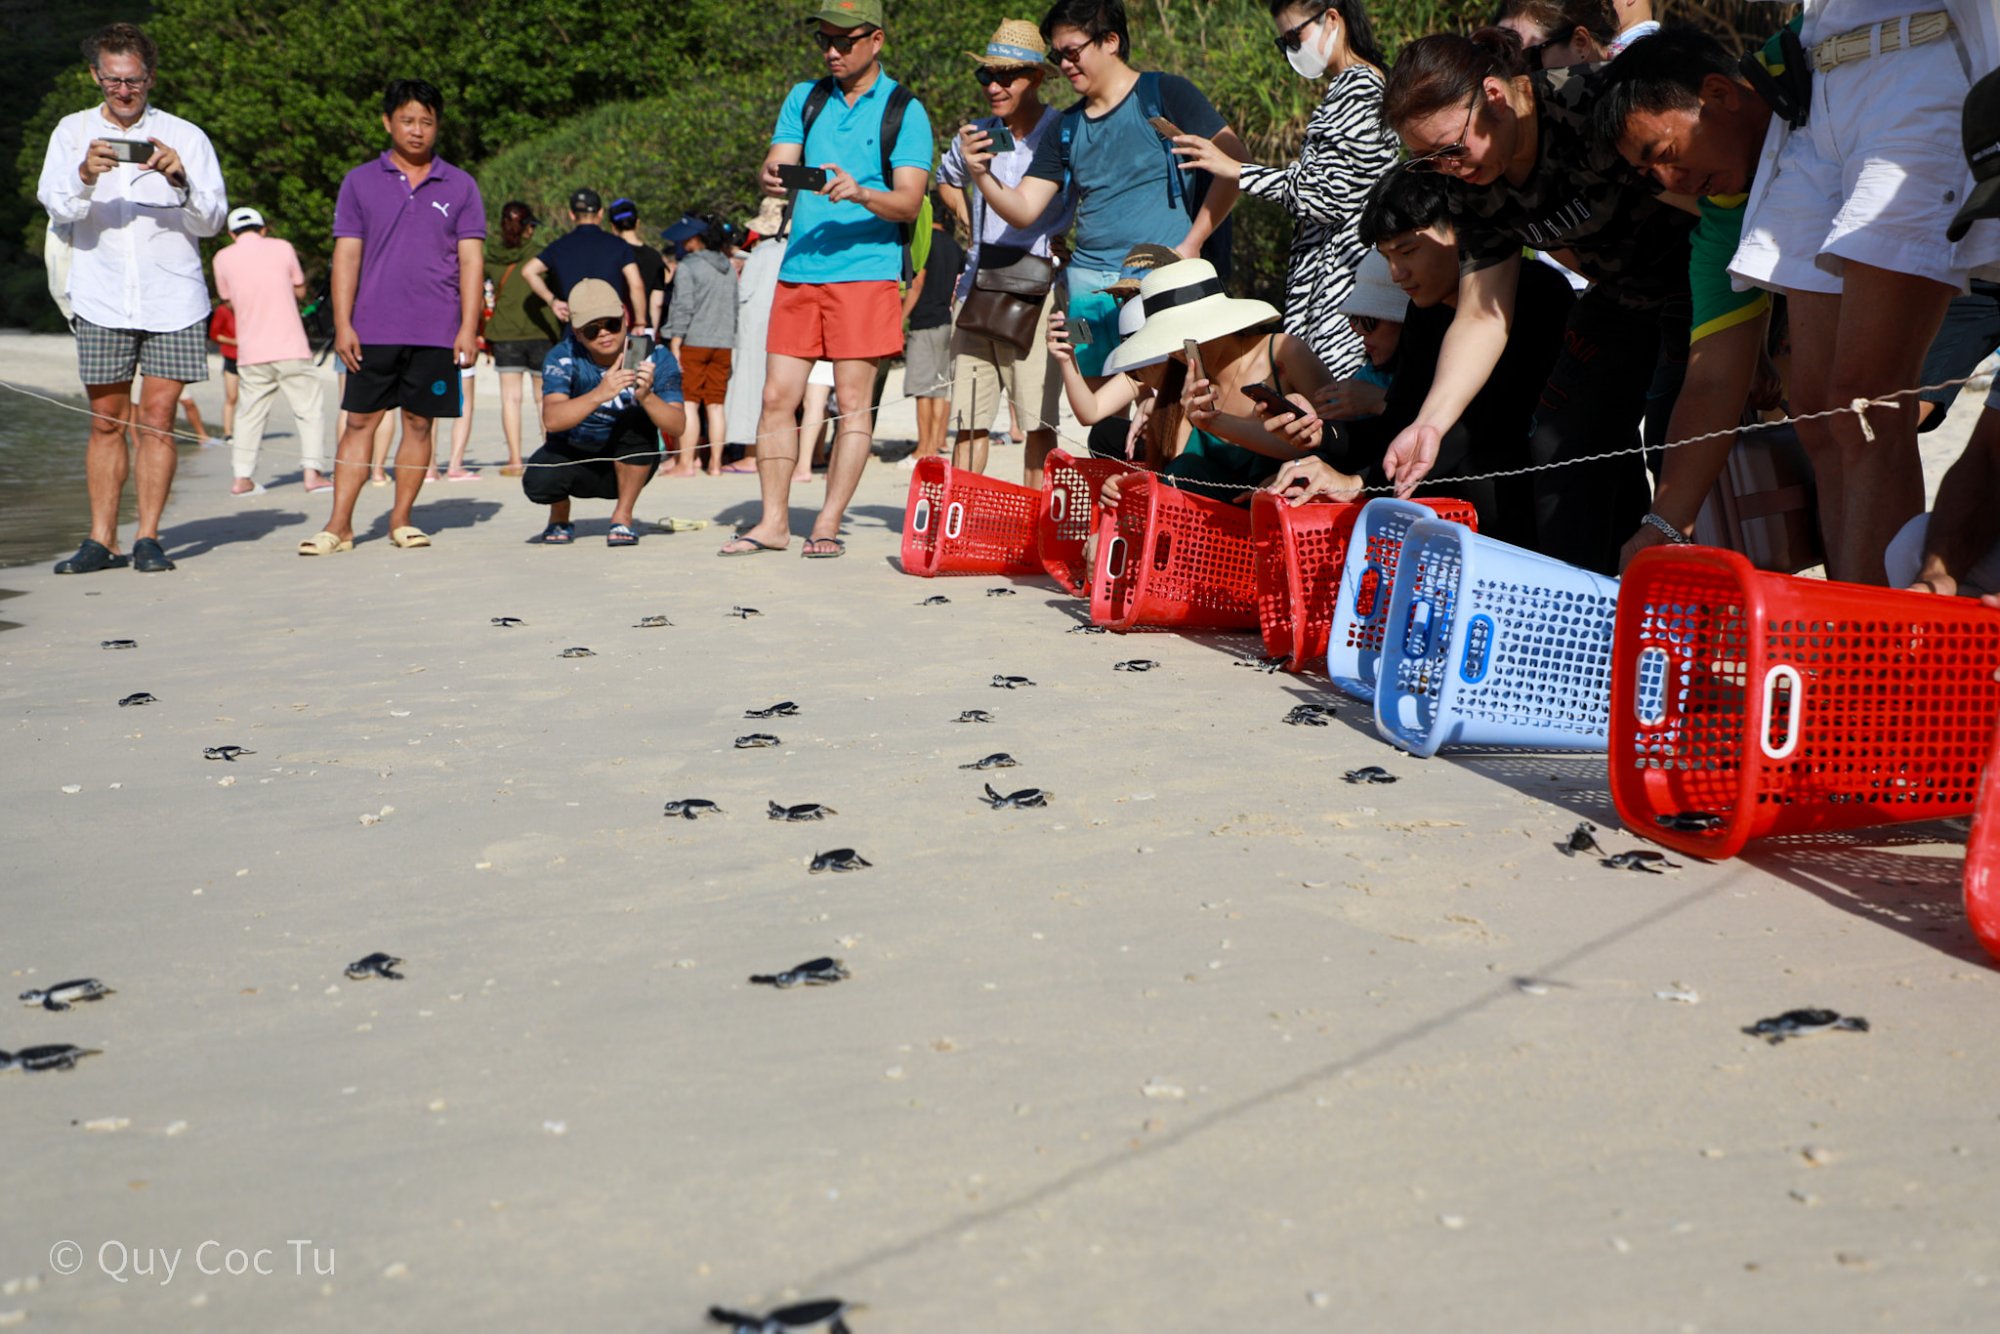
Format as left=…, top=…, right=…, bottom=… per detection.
left=1641, top=511, right=1693, bottom=545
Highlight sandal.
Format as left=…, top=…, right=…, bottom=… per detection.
left=388, top=526, right=431, bottom=549
left=607, top=523, right=641, bottom=548
left=802, top=536, right=846, bottom=560
left=297, top=531, right=353, bottom=557
left=535, top=523, right=575, bottom=545
left=53, top=539, right=130, bottom=574
left=718, top=535, right=785, bottom=556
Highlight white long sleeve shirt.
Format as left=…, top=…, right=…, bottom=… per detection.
left=37, top=103, right=227, bottom=332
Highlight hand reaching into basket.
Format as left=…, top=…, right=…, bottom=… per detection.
left=1263, top=456, right=1365, bottom=508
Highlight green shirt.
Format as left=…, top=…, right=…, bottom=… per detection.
left=482, top=238, right=557, bottom=343
left=1690, top=21, right=1795, bottom=344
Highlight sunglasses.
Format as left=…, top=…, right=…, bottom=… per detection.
left=1519, top=37, right=1558, bottom=68
left=1049, top=40, right=1096, bottom=66
left=1349, top=315, right=1381, bottom=333
left=811, top=28, right=874, bottom=53
left=1405, top=93, right=1479, bottom=174
left=976, top=66, right=1030, bottom=86
left=577, top=319, right=622, bottom=339
left=1273, top=8, right=1326, bottom=55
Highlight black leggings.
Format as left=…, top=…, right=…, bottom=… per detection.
left=1528, top=290, right=1689, bottom=575
left=521, top=423, right=662, bottom=505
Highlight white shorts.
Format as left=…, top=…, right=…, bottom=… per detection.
left=808, top=358, right=834, bottom=388
left=1731, top=28, right=1983, bottom=295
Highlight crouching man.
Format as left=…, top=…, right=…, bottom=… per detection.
left=524, top=278, right=686, bottom=546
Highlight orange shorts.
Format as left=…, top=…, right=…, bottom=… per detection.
left=767, top=280, right=904, bottom=362
left=679, top=344, right=733, bottom=404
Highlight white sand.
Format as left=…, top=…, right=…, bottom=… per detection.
left=4, top=332, right=1999, bottom=1331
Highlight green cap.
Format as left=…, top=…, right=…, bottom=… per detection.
left=806, top=0, right=883, bottom=28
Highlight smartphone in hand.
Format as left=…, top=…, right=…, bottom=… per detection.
left=1182, top=338, right=1205, bottom=384
left=623, top=332, right=653, bottom=372
left=1147, top=116, right=1184, bottom=141
left=983, top=122, right=1016, bottom=153
left=776, top=163, right=830, bottom=193
left=104, top=138, right=153, bottom=164
left=1241, top=383, right=1299, bottom=422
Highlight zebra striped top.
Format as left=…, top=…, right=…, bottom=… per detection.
left=1238, top=64, right=1400, bottom=378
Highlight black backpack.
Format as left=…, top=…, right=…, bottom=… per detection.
left=796, top=76, right=932, bottom=283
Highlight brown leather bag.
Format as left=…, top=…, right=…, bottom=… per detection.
left=1692, top=417, right=1824, bottom=573
left=956, top=245, right=1055, bottom=354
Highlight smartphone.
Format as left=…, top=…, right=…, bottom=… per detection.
left=622, top=332, right=654, bottom=372
left=104, top=138, right=153, bottom=164
left=1182, top=338, right=1205, bottom=384
left=1147, top=115, right=1184, bottom=141
left=1070, top=318, right=1094, bottom=346
left=983, top=123, right=1016, bottom=153
left=1242, top=383, right=1298, bottom=421
left=776, top=163, right=829, bottom=193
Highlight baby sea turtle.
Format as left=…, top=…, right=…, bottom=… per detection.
left=1602, top=850, right=1682, bottom=874
left=344, top=952, right=405, bottom=981
left=980, top=783, right=1050, bottom=809
left=955, top=709, right=994, bottom=724
left=1067, top=624, right=1107, bottom=635
left=19, top=979, right=114, bottom=1012
left=100, top=639, right=137, bottom=650
left=986, top=587, right=1018, bottom=598
left=920, top=595, right=951, bottom=606
left=808, top=848, right=872, bottom=874
left=1114, top=659, right=1159, bottom=672
left=746, top=957, right=850, bottom=988
left=491, top=616, right=525, bottom=627
left=729, top=606, right=763, bottom=619
left=117, top=692, right=156, bottom=708
left=1743, top=1008, right=1870, bottom=1044
left=663, top=799, right=724, bottom=820
left=768, top=801, right=836, bottom=822
left=203, top=745, right=255, bottom=761
left=1343, top=766, right=1397, bottom=785
left=735, top=733, right=782, bottom=749
left=1559, top=821, right=1605, bottom=857
left=1657, top=810, right=1725, bottom=833
left=708, top=1298, right=861, bottom=1333
left=745, top=701, right=800, bottom=719
left=991, top=674, right=1035, bottom=689
left=959, top=753, right=1019, bottom=770
left=559, top=646, right=596, bottom=659
left=1235, top=656, right=1285, bottom=673
left=633, top=615, right=674, bottom=628
left=1282, top=704, right=1332, bottom=727
left=0, top=1044, right=100, bottom=1073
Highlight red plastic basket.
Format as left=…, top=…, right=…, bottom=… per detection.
left=1088, top=474, right=1257, bottom=632
left=897, top=458, right=1044, bottom=578
left=1038, top=449, right=1128, bottom=597
left=1967, top=723, right=2000, bottom=964
left=1251, top=495, right=1479, bottom=673
left=1610, top=545, right=2000, bottom=859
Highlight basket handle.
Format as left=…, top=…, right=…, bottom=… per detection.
left=1050, top=489, right=1069, bottom=524
left=1758, top=664, right=1802, bottom=760
left=945, top=501, right=965, bottom=541
left=1354, top=563, right=1384, bottom=619
left=911, top=497, right=932, bottom=534
left=1104, top=535, right=1127, bottom=580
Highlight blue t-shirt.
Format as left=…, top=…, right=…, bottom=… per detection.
left=535, top=224, right=637, bottom=309
left=771, top=72, right=934, bottom=285
left=541, top=333, right=684, bottom=447
left=1025, top=74, right=1224, bottom=275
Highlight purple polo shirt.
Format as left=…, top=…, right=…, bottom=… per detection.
left=332, top=152, right=486, bottom=348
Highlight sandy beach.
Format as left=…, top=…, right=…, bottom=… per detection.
left=5, top=329, right=2000, bottom=1332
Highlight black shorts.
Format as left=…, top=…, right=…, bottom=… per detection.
left=491, top=338, right=554, bottom=373
left=521, top=418, right=662, bottom=505
left=339, top=344, right=464, bottom=418
left=1918, top=278, right=2000, bottom=430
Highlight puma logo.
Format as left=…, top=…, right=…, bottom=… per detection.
left=432, top=200, right=452, bottom=218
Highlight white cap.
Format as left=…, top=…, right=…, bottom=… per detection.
left=1338, top=252, right=1408, bottom=324
left=227, top=206, right=266, bottom=233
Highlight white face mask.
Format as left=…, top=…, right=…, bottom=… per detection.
left=1286, top=14, right=1334, bottom=80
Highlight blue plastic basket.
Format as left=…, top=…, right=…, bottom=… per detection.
left=1325, top=499, right=1446, bottom=703
left=1374, top=518, right=1621, bottom=757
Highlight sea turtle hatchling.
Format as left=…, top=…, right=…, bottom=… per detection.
left=955, top=709, right=994, bottom=724
left=1067, top=625, right=1107, bottom=635
left=768, top=801, right=836, bottom=822
left=729, top=606, right=763, bottom=619
left=1743, top=1008, right=1870, bottom=1044
left=980, top=783, right=1050, bottom=809
left=1602, top=851, right=1682, bottom=874
left=808, top=848, right=872, bottom=874
left=1235, top=656, right=1285, bottom=673
left=991, top=674, right=1035, bottom=689
left=1343, top=766, right=1397, bottom=785
left=986, top=587, right=1017, bottom=598
left=633, top=615, right=674, bottom=628
left=1114, top=659, right=1159, bottom=672
left=19, top=979, right=114, bottom=1012
left=663, top=799, right=723, bottom=820
left=735, top=733, right=782, bottom=749
left=559, top=647, right=596, bottom=659
left=745, top=701, right=799, bottom=719
left=117, top=692, right=156, bottom=708
left=1283, top=704, right=1333, bottom=727
left=919, top=595, right=951, bottom=606
left=491, top=616, right=525, bottom=627
left=203, top=745, right=255, bottom=761
left=0, top=1044, right=101, bottom=1073
left=959, top=753, right=1018, bottom=770
left=1657, top=810, right=1725, bottom=833
left=344, top=952, right=405, bottom=981
left=100, top=639, right=137, bottom=650
left=708, top=1298, right=862, bottom=1333
left=1559, top=822, right=1605, bottom=857
left=746, top=957, right=850, bottom=988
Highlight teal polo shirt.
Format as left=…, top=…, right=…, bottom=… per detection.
left=771, top=71, right=934, bottom=285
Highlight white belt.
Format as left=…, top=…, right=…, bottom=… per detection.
left=1811, top=10, right=1953, bottom=72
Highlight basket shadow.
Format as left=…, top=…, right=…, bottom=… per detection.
left=1743, top=827, right=1986, bottom=965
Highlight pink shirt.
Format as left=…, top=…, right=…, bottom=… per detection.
left=212, top=232, right=310, bottom=365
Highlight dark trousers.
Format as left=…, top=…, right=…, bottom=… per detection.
left=521, top=425, right=661, bottom=505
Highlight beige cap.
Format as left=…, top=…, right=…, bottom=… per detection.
left=566, top=278, right=624, bottom=328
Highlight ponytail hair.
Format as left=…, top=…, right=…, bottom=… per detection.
left=499, top=200, right=535, bottom=249
left=1381, top=28, right=1525, bottom=131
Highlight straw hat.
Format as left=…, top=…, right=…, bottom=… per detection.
left=1337, top=252, right=1409, bottom=324
left=967, top=18, right=1048, bottom=68
left=1103, top=259, right=1281, bottom=376
left=746, top=195, right=787, bottom=237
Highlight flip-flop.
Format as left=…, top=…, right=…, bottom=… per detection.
left=535, top=522, right=575, bottom=545
left=718, top=536, right=785, bottom=556
left=389, top=526, right=432, bottom=549
left=499, top=466, right=525, bottom=477
left=802, top=536, right=846, bottom=560
left=607, top=523, right=641, bottom=547
left=719, top=462, right=758, bottom=474
left=297, top=531, right=353, bottom=557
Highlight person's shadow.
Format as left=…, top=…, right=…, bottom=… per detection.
left=159, top=508, right=307, bottom=560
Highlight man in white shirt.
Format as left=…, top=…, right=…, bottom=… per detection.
left=36, top=22, right=228, bottom=574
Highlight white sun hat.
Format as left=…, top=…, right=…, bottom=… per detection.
left=1338, top=251, right=1409, bottom=324
left=1102, top=258, right=1280, bottom=376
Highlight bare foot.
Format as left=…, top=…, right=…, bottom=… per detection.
left=303, top=469, right=333, bottom=492
left=719, top=528, right=789, bottom=555
left=230, top=478, right=257, bottom=496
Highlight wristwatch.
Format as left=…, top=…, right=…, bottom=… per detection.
left=1641, top=511, right=1693, bottom=545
